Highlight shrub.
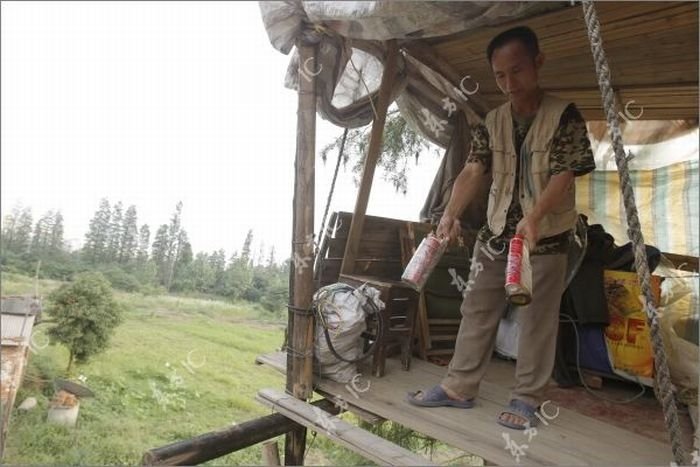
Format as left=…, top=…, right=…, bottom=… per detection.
left=46, top=271, right=124, bottom=372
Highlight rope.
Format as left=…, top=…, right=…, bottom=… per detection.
left=581, top=2, right=689, bottom=463
left=315, top=128, right=348, bottom=264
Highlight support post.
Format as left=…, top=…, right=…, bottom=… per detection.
left=262, top=440, right=281, bottom=466
left=340, top=40, right=400, bottom=275
left=284, top=39, right=318, bottom=466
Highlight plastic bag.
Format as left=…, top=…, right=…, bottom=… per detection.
left=313, top=283, right=385, bottom=383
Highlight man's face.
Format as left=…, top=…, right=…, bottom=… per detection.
left=490, top=40, right=543, bottom=104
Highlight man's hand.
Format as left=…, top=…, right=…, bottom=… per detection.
left=436, top=214, right=462, bottom=245
left=515, top=215, right=538, bottom=250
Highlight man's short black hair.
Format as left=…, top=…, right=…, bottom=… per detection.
left=486, top=26, right=540, bottom=65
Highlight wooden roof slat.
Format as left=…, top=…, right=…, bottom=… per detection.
left=417, top=1, right=698, bottom=121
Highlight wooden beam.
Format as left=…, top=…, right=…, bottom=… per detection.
left=340, top=40, right=399, bottom=276
left=141, top=400, right=339, bottom=465
left=285, top=39, right=318, bottom=466
left=257, top=389, right=436, bottom=466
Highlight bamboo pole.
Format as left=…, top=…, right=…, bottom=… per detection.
left=284, top=39, right=318, bottom=466
left=340, top=40, right=400, bottom=276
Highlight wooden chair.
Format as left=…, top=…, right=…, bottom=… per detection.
left=399, top=222, right=472, bottom=359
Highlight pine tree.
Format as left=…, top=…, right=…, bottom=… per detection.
left=256, top=242, right=265, bottom=267
left=241, top=229, right=254, bottom=266
left=105, top=201, right=123, bottom=263
left=164, top=202, right=183, bottom=290
left=209, top=248, right=227, bottom=293
left=136, top=224, right=150, bottom=263
left=31, top=210, right=54, bottom=255
left=172, top=230, right=193, bottom=289
left=49, top=211, right=65, bottom=254
left=83, top=199, right=111, bottom=263
left=14, top=207, right=34, bottom=254
left=267, top=246, right=276, bottom=269
left=151, top=224, right=170, bottom=284
left=118, top=205, right=138, bottom=264
left=1, top=204, right=20, bottom=251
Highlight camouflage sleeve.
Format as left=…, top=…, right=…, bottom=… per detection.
left=549, top=103, right=596, bottom=177
left=465, top=122, right=492, bottom=173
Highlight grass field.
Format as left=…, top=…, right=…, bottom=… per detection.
left=1, top=272, right=477, bottom=465
left=0, top=272, right=377, bottom=465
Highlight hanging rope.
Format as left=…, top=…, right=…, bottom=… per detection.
left=581, top=1, right=689, bottom=463
left=314, top=128, right=348, bottom=266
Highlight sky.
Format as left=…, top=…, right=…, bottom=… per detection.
left=1, top=1, right=443, bottom=262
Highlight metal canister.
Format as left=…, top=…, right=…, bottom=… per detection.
left=505, top=234, right=533, bottom=306
left=401, top=233, right=447, bottom=291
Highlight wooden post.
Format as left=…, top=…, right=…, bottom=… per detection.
left=262, top=440, right=281, bottom=466
left=284, top=39, right=318, bottom=466
left=340, top=40, right=400, bottom=275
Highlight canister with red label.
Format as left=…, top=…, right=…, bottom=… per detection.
left=505, top=234, right=532, bottom=306
left=401, top=233, right=448, bottom=291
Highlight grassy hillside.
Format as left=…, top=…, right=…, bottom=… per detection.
left=1, top=272, right=372, bottom=465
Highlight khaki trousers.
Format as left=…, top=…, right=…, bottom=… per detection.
left=441, top=240, right=568, bottom=407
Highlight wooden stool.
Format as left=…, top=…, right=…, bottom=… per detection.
left=338, top=273, right=419, bottom=377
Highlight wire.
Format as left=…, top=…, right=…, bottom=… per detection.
left=313, top=283, right=385, bottom=364
left=303, top=430, right=318, bottom=463
left=559, top=313, right=647, bottom=404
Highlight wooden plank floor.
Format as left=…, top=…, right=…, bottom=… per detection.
left=256, top=351, right=675, bottom=466
left=257, top=388, right=437, bottom=466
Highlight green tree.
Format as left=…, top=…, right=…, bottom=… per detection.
left=83, top=199, right=111, bottom=263
left=1, top=204, right=21, bottom=251
left=136, top=224, right=150, bottom=263
left=224, top=253, right=252, bottom=299
left=118, top=205, right=138, bottom=264
left=46, top=271, right=124, bottom=372
left=13, top=206, right=34, bottom=254
left=208, top=249, right=226, bottom=294
left=105, top=201, right=123, bottom=262
left=164, top=201, right=183, bottom=290
left=151, top=224, right=170, bottom=284
left=30, top=210, right=54, bottom=256
left=320, top=110, right=436, bottom=194
left=49, top=211, right=65, bottom=255
left=240, top=229, right=253, bottom=266
left=267, top=246, right=276, bottom=269
left=172, top=230, right=193, bottom=288
left=173, top=251, right=211, bottom=293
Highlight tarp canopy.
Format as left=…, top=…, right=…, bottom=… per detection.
left=259, top=0, right=566, bottom=147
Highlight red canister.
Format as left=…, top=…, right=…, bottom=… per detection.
left=401, top=233, right=448, bottom=291
left=505, top=234, right=532, bottom=305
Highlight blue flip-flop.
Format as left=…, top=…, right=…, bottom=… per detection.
left=497, top=398, right=540, bottom=430
left=406, top=385, right=475, bottom=408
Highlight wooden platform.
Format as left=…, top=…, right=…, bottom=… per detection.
left=256, top=388, right=436, bottom=466
left=256, top=351, right=677, bottom=465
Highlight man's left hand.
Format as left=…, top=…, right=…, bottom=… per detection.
left=516, top=216, right=539, bottom=250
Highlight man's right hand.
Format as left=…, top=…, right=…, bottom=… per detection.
left=436, top=214, right=462, bottom=245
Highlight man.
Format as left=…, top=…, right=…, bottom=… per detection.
left=407, top=26, right=595, bottom=430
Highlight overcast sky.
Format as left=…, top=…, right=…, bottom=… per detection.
left=1, top=1, right=442, bottom=262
